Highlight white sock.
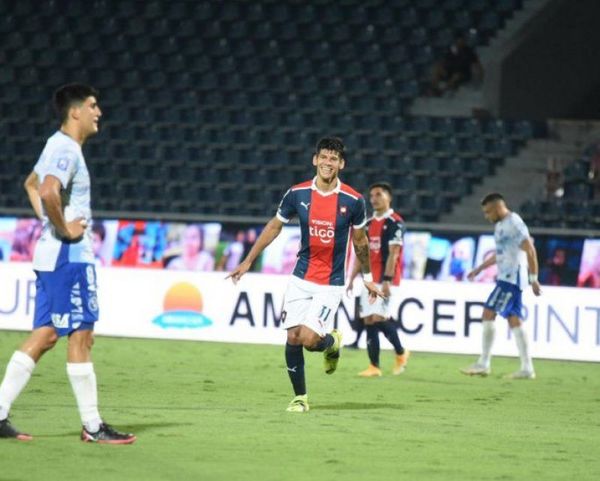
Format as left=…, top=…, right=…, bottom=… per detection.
left=478, top=321, right=496, bottom=368
left=0, top=351, right=36, bottom=421
left=512, top=326, right=534, bottom=372
left=66, top=362, right=102, bottom=433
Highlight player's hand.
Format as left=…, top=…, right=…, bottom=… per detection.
left=467, top=267, right=480, bottom=282
left=345, top=280, right=354, bottom=297
left=364, top=280, right=386, bottom=304
left=226, top=260, right=251, bottom=284
left=531, top=280, right=542, bottom=296
left=64, top=218, right=87, bottom=241
left=382, top=281, right=392, bottom=299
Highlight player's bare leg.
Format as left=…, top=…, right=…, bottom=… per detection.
left=0, top=327, right=57, bottom=441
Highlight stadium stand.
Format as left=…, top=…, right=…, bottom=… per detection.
left=0, top=0, right=546, bottom=222
left=520, top=143, right=600, bottom=229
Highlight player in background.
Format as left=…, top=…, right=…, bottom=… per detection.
left=347, top=182, right=410, bottom=377
left=228, top=137, right=384, bottom=412
left=461, top=193, right=541, bottom=379
left=0, top=84, right=136, bottom=443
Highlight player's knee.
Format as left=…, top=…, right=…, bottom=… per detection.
left=45, top=331, right=59, bottom=350
left=300, top=331, right=320, bottom=350
left=286, top=327, right=302, bottom=345
left=508, top=317, right=521, bottom=328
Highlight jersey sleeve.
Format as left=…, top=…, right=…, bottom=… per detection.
left=351, top=196, right=368, bottom=229
left=44, top=148, right=78, bottom=189
left=512, top=214, right=530, bottom=244
left=276, top=188, right=296, bottom=223
left=388, top=220, right=406, bottom=246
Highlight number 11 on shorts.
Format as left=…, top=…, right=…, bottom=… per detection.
left=319, top=305, right=332, bottom=322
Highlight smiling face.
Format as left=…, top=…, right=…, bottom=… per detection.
left=312, top=148, right=345, bottom=184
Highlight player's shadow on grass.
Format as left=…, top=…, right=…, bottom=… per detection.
left=35, top=422, right=186, bottom=439
left=316, top=402, right=406, bottom=411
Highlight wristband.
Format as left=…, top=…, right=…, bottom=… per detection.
left=528, top=273, right=538, bottom=284
left=382, top=275, right=393, bottom=282
left=363, top=273, right=373, bottom=283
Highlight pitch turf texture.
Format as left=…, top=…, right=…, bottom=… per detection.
left=1, top=331, right=598, bottom=481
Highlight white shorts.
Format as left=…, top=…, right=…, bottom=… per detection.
left=282, top=276, right=344, bottom=337
left=358, top=283, right=396, bottom=320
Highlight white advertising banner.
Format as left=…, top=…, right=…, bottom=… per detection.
left=1, top=263, right=599, bottom=362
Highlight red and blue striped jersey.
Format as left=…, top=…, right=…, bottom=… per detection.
left=366, top=209, right=405, bottom=286
left=276, top=177, right=367, bottom=286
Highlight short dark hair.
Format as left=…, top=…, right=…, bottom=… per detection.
left=369, top=182, right=393, bottom=198
left=53, top=83, right=99, bottom=124
left=481, top=192, right=504, bottom=205
left=92, top=221, right=106, bottom=241
left=315, top=137, right=345, bottom=160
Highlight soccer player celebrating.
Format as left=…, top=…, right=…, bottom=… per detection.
left=0, top=84, right=136, bottom=443
left=347, top=182, right=410, bottom=377
left=228, top=137, right=383, bottom=412
left=461, top=193, right=541, bottom=379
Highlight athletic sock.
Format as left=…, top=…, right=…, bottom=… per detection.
left=352, top=319, right=365, bottom=345
left=67, top=362, right=102, bottom=433
left=0, top=351, right=36, bottom=421
left=305, top=333, right=334, bottom=352
left=478, top=320, right=496, bottom=368
left=377, top=320, right=405, bottom=355
left=366, top=325, right=380, bottom=367
left=512, top=326, right=533, bottom=372
left=285, top=343, right=306, bottom=396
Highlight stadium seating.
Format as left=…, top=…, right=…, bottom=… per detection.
left=0, top=0, right=544, bottom=222
left=520, top=146, right=600, bottom=229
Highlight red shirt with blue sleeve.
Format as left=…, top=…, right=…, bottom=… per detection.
left=276, top=177, right=367, bottom=286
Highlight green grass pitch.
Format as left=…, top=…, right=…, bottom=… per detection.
left=1, top=330, right=598, bottom=481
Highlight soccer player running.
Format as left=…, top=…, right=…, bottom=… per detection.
left=347, top=182, right=410, bottom=377
left=461, top=193, right=541, bottom=379
left=0, top=84, right=136, bottom=443
left=228, top=137, right=384, bottom=412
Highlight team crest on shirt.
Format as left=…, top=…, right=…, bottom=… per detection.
left=369, top=237, right=381, bottom=252
left=339, top=206, right=347, bottom=215
left=57, top=157, right=70, bottom=171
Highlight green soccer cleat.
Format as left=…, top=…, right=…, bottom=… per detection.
left=324, top=329, right=342, bottom=375
left=286, top=394, right=309, bottom=412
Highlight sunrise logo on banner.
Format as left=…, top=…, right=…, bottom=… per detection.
left=152, top=282, right=213, bottom=329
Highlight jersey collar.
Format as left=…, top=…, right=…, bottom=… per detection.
left=311, top=176, right=341, bottom=196
left=372, top=208, right=394, bottom=220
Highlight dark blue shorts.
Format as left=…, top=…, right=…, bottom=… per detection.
left=484, top=280, right=523, bottom=319
left=33, top=263, right=99, bottom=337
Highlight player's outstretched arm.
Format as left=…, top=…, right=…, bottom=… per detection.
left=227, top=216, right=284, bottom=284
left=521, top=238, right=542, bottom=296
left=467, top=253, right=497, bottom=281
left=39, top=175, right=86, bottom=240
left=352, top=228, right=385, bottom=301
left=24, top=171, right=43, bottom=220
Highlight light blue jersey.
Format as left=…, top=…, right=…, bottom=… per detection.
left=32, top=131, right=94, bottom=271
left=494, top=212, right=530, bottom=289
